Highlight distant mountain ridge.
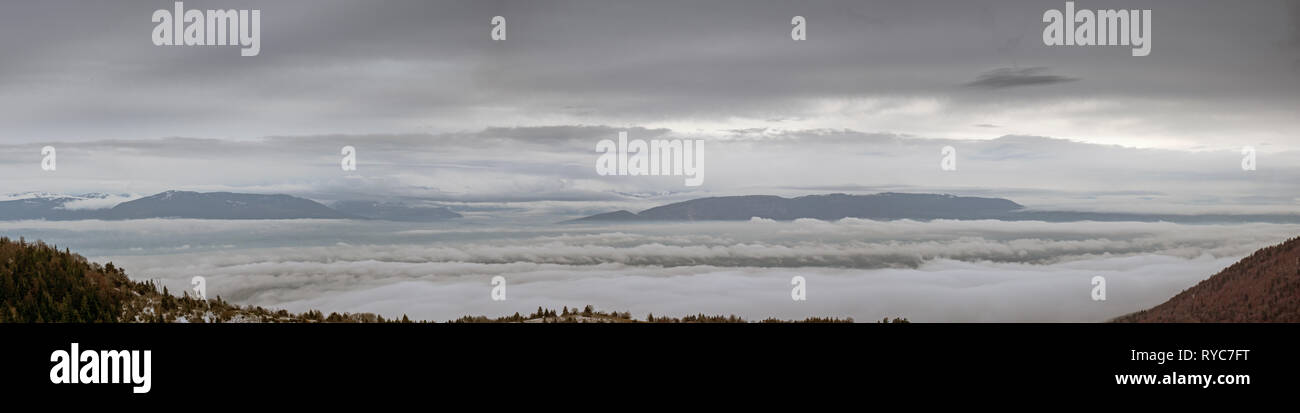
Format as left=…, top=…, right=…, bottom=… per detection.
left=571, top=193, right=1022, bottom=222
left=0, top=192, right=141, bottom=220
left=8, top=191, right=1300, bottom=224
left=0, top=191, right=461, bottom=221
left=568, top=192, right=1300, bottom=223
left=106, top=191, right=352, bottom=220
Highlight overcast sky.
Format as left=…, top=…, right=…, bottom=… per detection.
left=1, top=0, right=1297, bottom=215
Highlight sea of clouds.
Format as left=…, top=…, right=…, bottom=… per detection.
left=2, top=218, right=1295, bottom=322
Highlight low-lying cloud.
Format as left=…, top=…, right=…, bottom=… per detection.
left=1, top=218, right=1285, bottom=322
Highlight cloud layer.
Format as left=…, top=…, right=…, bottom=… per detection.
left=965, top=67, right=1078, bottom=89
left=1, top=1, right=1296, bottom=150
left=3, top=218, right=1290, bottom=322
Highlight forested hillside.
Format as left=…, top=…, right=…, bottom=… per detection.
left=1115, top=236, right=1300, bottom=322
left=0, top=237, right=135, bottom=322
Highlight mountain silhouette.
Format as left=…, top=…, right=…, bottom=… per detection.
left=103, top=191, right=353, bottom=220
left=0, top=191, right=467, bottom=221
left=570, top=193, right=1024, bottom=222
left=568, top=192, right=1300, bottom=223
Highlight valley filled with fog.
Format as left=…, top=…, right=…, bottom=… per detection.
left=3, top=217, right=1291, bottom=322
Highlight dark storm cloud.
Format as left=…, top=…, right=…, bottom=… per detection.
left=964, top=67, right=1078, bottom=89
